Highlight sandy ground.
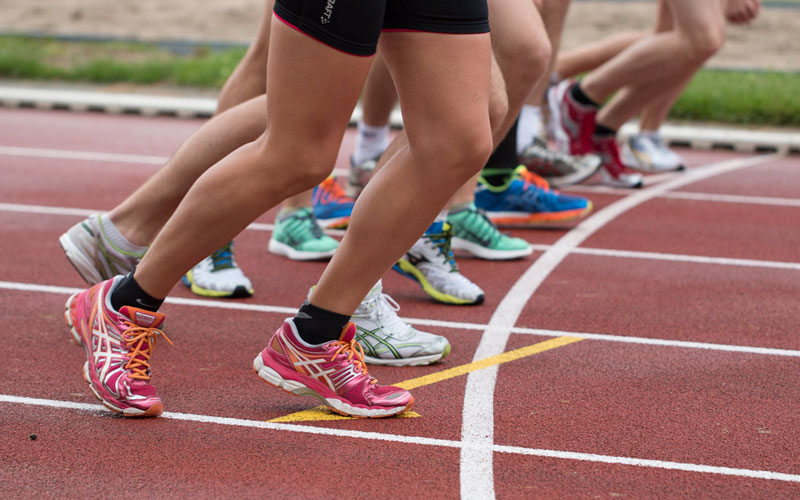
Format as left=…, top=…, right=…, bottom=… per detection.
left=0, top=0, right=798, bottom=71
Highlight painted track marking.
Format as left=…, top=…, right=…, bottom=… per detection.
left=270, top=336, right=583, bottom=422
left=2, top=393, right=799, bottom=484
left=460, top=153, right=782, bottom=500
left=0, top=145, right=167, bottom=165
left=3, top=201, right=800, bottom=271
left=1, top=279, right=798, bottom=358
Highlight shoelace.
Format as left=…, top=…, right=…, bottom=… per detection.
left=518, top=167, right=554, bottom=193
left=210, top=242, right=235, bottom=271
left=329, top=336, right=374, bottom=384
left=372, top=292, right=413, bottom=339
left=284, top=209, right=325, bottom=239
left=462, top=207, right=501, bottom=245
left=319, top=177, right=354, bottom=204
left=121, top=323, right=173, bottom=380
left=424, top=224, right=458, bottom=272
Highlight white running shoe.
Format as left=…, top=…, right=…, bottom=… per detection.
left=393, top=221, right=485, bottom=305
left=59, top=214, right=145, bottom=284
left=352, top=280, right=451, bottom=366
left=622, top=132, right=685, bottom=172
left=182, top=242, right=254, bottom=298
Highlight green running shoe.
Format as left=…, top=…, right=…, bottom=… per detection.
left=268, top=207, right=339, bottom=261
left=448, top=203, right=532, bottom=260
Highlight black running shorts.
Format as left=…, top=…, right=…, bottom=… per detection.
left=273, top=0, right=490, bottom=57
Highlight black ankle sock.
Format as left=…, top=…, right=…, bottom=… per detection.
left=593, top=123, right=617, bottom=138
left=293, top=301, right=351, bottom=345
left=480, top=118, right=519, bottom=186
left=110, top=269, right=164, bottom=313
left=570, top=82, right=599, bottom=108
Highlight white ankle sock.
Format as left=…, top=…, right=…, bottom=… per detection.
left=516, top=105, right=543, bottom=155
left=353, top=120, right=390, bottom=165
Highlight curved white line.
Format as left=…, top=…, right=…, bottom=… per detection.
left=459, top=153, right=781, bottom=499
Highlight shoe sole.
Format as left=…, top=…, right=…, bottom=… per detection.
left=64, top=293, right=163, bottom=418
left=267, top=239, right=336, bottom=261
left=181, top=272, right=254, bottom=298
left=393, top=259, right=484, bottom=305
left=451, top=237, right=533, bottom=261
left=252, top=354, right=413, bottom=418
left=59, top=232, right=103, bottom=285
left=485, top=202, right=593, bottom=227
left=315, top=217, right=350, bottom=230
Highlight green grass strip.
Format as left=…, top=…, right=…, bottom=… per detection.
left=0, top=35, right=798, bottom=126
left=672, top=69, right=800, bottom=127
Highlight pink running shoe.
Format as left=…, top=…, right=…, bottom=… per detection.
left=253, top=319, right=414, bottom=418
left=64, top=277, right=172, bottom=417
left=548, top=79, right=597, bottom=156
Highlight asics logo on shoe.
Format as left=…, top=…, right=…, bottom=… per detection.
left=283, top=341, right=359, bottom=392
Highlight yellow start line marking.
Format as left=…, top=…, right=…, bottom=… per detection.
left=269, top=336, right=584, bottom=422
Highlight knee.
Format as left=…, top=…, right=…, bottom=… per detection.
left=252, top=136, right=336, bottom=192
left=495, top=34, right=551, bottom=101
left=436, top=122, right=494, bottom=179
left=681, top=22, right=725, bottom=65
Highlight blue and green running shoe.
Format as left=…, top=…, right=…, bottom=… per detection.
left=447, top=202, right=532, bottom=260
left=182, top=241, right=254, bottom=298
left=393, top=221, right=485, bottom=305
left=475, top=165, right=592, bottom=226
left=268, top=207, right=339, bottom=261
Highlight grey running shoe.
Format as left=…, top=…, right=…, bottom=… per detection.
left=352, top=280, right=451, bottom=366
left=347, top=155, right=379, bottom=197
left=520, top=137, right=601, bottom=188
left=622, top=132, right=685, bottom=172
left=59, top=214, right=144, bottom=284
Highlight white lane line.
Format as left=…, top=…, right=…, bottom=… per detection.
left=2, top=279, right=799, bottom=357
left=3, top=394, right=799, bottom=484
left=3, top=143, right=799, bottom=209
left=0, top=145, right=167, bottom=165
left=2, top=202, right=798, bottom=271
left=459, top=153, right=782, bottom=499
left=562, top=246, right=800, bottom=271
left=0, top=202, right=97, bottom=217
left=660, top=190, right=800, bottom=208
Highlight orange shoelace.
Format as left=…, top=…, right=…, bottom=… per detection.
left=519, top=168, right=554, bottom=193
left=330, top=337, right=374, bottom=384
left=320, top=177, right=354, bottom=202
left=122, top=323, right=173, bottom=380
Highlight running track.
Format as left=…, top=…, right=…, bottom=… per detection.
left=1, top=108, right=799, bottom=499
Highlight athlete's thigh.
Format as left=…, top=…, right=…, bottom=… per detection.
left=664, top=0, right=725, bottom=34
left=265, top=1, right=384, bottom=146
left=487, top=0, right=543, bottom=53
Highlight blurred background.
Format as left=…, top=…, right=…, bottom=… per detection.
left=0, top=0, right=798, bottom=125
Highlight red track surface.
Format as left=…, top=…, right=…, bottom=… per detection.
left=1, top=108, right=799, bottom=498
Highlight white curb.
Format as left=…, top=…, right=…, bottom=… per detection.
left=1, top=84, right=797, bottom=154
